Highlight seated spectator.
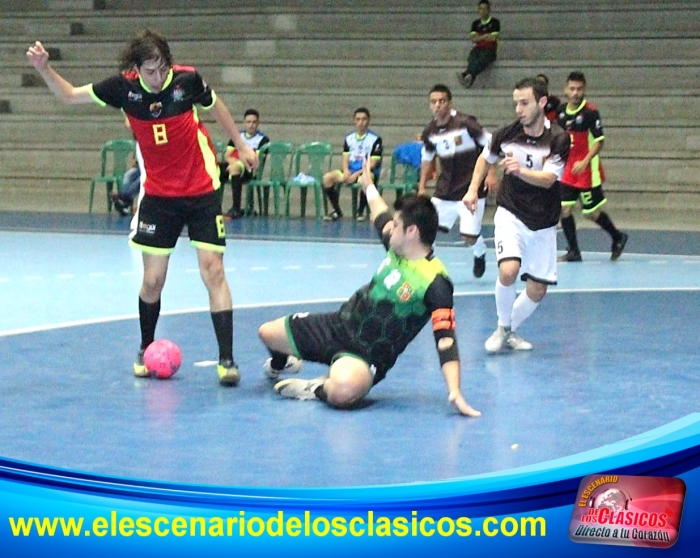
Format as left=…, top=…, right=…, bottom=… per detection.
left=322, top=107, right=383, bottom=221
left=457, top=1, right=500, bottom=89
left=223, top=108, right=269, bottom=219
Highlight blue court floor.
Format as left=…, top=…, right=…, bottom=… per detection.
left=0, top=212, right=698, bottom=488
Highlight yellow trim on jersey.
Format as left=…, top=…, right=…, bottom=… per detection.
left=88, top=85, right=107, bottom=107
left=565, top=99, right=587, bottom=116
left=201, top=90, right=217, bottom=111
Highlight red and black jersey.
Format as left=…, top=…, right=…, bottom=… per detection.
left=556, top=100, right=606, bottom=188
left=544, top=95, right=561, bottom=122
left=470, top=16, right=500, bottom=51
left=90, top=66, right=220, bottom=197
left=482, top=119, right=569, bottom=231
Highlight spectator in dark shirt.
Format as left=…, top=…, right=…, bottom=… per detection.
left=457, top=1, right=500, bottom=88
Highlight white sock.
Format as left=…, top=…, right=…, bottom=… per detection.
left=472, top=235, right=485, bottom=257
left=495, top=279, right=516, bottom=327
left=511, top=291, right=539, bottom=331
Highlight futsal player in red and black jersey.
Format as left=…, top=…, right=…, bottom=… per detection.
left=464, top=77, right=570, bottom=353
left=26, top=30, right=258, bottom=386
left=556, top=71, right=628, bottom=262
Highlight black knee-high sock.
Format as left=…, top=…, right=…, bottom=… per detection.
left=326, top=186, right=341, bottom=214
left=561, top=214, right=580, bottom=253
left=594, top=211, right=622, bottom=242
left=356, top=190, right=368, bottom=215
left=230, top=175, right=243, bottom=213
left=139, top=297, right=161, bottom=350
left=269, top=350, right=289, bottom=371
left=211, top=310, right=233, bottom=363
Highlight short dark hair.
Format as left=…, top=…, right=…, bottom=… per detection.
left=394, top=194, right=439, bottom=247
left=515, top=77, right=548, bottom=101
left=567, top=71, right=587, bottom=85
left=354, top=107, right=370, bottom=119
left=479, top=0, right=490, bottom=7
left=535, top=73, right=549, bottom=86
left=429, top=84, right=452, bottom=101
left=119, top=29, right=173, bottom=72
left=244, top=108, right=260, bottom=119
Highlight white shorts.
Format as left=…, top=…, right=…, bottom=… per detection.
left=493, top=206, right=557, bottom=285
left=431, top=197, right=485, bottom=237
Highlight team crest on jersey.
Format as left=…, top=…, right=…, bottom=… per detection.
left=149, top=102, right=163, bottom=117
left=172, top=85, right=185, bottom=102
left=576, top=115, right=584, bottom=124
left=454, top=134, right=463, bottom=146
left=396, top=281, right=414, bottom=302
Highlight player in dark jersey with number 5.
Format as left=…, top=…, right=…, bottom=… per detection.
left=26, top=30, right=258, bottom=386
left=464, top=77, right=570, bottom=353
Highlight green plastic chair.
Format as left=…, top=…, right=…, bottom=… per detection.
left=246, top=141, right=295, bottom=217
left=285, top=142, right=334, bottom=219
left=380, top=150, right=420, bottom=202
left=339, top=160, right=382, bottom=219
left=88, top=138, right=136, bottom=213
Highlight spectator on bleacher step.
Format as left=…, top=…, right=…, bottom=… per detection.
left=457, top=0, right=500, bottom=89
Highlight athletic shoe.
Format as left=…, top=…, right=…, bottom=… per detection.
left=356, top=214, right=367, bottom=222
left=456, top=72, right=473, bottom=88
left=557, top=250, right=582, bottom=262
left=133, top=348, right=149, bottom=377
left=485, top=326, right=509, bottom=353
left=504, top=331, right=533, bottom=351
left=322, top=211, right=342, bottom=221
left=217, top=359, right=241, bottom=386
left=263, top=355, right=302, bottom=379
left=611, top=232, right=628, bottom=261
left=274, top=376, right=327, bottom=400
left=473, top=254, right=486, bottom=278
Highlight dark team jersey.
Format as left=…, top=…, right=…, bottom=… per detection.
left=556, top=100, right=606, bottom=188
left=470, top=16, right=500, bottom=51
left=337, top=247, right=456, bottom=376
left=343, top=129, right=383, bottom=177
left=90, top=66, right=220, bottom=197
left=483, top=119, right=569, bottom=230
left=421, top=109, right=490, bottom=200
left=544, top=95, right=561, bottom=122
left=226, top=130, right=269, bottom=158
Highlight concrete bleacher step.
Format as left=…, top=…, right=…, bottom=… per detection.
left=3, top=6, right=700, bottom=40
left=5, top=37, right=699, bottom=64
left=8, top=88, right=700, bottom=125
left=2, top=112, right=699, bottom=157
left=10, top=58, right=699, bottom=92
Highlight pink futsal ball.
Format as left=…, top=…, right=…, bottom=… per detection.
left=143, top=339, right=182, bottom=379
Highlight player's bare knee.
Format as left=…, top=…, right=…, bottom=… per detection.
left=141, top=274, right=165, bottom=298
left=461, top=234, right=478, bottom=246
left=526, top=281, right=548, bottom=302
left=324, top=379, right=364, bottom=408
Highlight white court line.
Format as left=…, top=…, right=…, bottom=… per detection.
left=3, top=287, right=699, bottom=339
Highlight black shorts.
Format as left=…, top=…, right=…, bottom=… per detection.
left=285, top=312, right=387, bottom=384
left=130, top=191, right=226, bottom=254
left=560, top=183, right=607, bottom=214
